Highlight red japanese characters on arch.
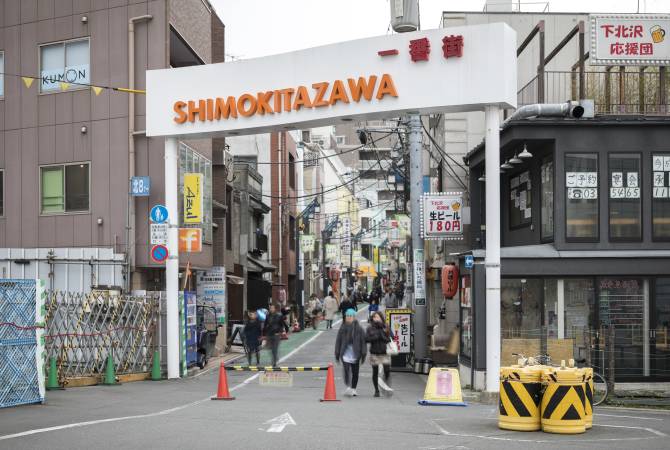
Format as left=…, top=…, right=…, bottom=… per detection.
left=408, top=35, right=464, bottom=62
left=591, top=14, right=670, bottom=65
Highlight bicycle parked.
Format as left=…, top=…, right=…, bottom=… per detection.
left=511, top=353, right=609, bottom=406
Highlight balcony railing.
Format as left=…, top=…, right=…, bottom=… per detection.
left=517, top=68, right=669, bottom=115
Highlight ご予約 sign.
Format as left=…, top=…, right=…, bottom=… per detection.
left=421, top=193, right=464, bottom=240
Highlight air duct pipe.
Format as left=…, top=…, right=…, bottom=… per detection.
left=505, top=101, right=585, bottom=124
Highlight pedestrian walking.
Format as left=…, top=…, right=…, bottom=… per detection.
left=382, top=286, right=396, bottom=309
left=366, top=311, right=392, bottom=397
left=368, top=298, right=380, bottom=320
left=339, top=294, right=354, bottom=319
left=334, top=308, right=367, bottom=397
left=307, top=294, right=323, bottom=330
left=323, top=291, right=339, bottom=329
left=242, top=310, right=262, bottom=365
left=263, top=303, right=289, bottom=367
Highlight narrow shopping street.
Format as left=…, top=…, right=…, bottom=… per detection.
left=1, top=308, right=669, bottom=450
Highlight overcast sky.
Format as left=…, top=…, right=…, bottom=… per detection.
left=209, top=0, right=668, bottom=60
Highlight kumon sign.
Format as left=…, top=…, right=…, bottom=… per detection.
left=146, top=23, right=516, bottom=138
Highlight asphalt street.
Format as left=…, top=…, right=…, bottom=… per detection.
left=1, top=308, right=669, bottom=450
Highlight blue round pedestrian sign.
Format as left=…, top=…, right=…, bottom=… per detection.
left=150, top=244, right=169, bottom=263
left=150, top=205, right=169, bottom=224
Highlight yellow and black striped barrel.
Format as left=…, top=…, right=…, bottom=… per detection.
left=580, top=367, right=593, bottom=429
left=541, top=367, right=586, bottom=434
left=498, top=366, right=543, bottom=431
left=228, top=365, right=327, bottom=372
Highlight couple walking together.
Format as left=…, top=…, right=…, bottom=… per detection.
left=334, top=309, right=392, bottom=398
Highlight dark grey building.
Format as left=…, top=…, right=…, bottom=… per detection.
left=0, top=0, right=228, bottom=293
left=461, top=115, right=670, bottom=387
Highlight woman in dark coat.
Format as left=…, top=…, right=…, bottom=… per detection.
left=334, top=308, right=367, bottom=397
left=366, top=311, right=392, bottom=397
left=242, top=310, right=262, bottom=365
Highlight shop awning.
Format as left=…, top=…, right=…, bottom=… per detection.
left=227, top=275, right=244, bottom=285
left=248, top=254, right=277, bottom=273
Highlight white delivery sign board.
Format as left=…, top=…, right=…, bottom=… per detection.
left=591, top=14, right=670, bottom=65
left=146, top=24, right=516, bottom=138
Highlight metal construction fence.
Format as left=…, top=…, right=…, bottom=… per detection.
left=44, top=291, right=160, bottom=384
left=0, top=279, right=45, bottom=408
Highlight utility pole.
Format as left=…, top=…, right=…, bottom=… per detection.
left=409, top=114, right=427, bottom=362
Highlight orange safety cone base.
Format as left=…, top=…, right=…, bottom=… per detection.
left=320, top=363, right=340, bottom=402
left=211, top=362, right=235, bottom=401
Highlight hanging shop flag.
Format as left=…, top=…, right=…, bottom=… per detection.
left=179, top=228, right=202, bottom=253
left=183, top=173, right=203, bottom=224
left=300, top=234, right=315, bottom=252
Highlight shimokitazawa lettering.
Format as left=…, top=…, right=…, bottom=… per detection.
left=172, top=74, right=398, bottom=124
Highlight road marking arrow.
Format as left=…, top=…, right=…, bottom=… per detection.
left=264, top=412, right=296, bottom=433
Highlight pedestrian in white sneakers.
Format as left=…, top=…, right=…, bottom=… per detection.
left=366, top=311, right=392, bottom=397
left=334, top=308, right=366, bottom=397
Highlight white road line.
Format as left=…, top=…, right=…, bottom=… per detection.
left=597, top=413, right=664, bottom=421
left=597, top=405, right=670, bottom=414
left=0, top=323, right=329, bottom=442
left=430, top=419, right=665, bottom=443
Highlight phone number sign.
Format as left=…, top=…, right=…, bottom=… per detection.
left=421, top=193, right=464, bottom=240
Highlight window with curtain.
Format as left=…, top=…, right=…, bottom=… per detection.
left=541, top=157, right=554, bottom=241
left=40, top=39, right=90, bottom=93
left=652, top=154, right=670, bottom=240
left=565, top=153, right=599, bottom=241
left=40, top=163, right=89, bottom=213
left=608, top=153, right=641, bottom=241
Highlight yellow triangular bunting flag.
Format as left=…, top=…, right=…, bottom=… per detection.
left=22, top=77, right=35, bottom=88
left=91, top=86, right=103, bottom=96
left=60, top=82, right=70, bottom=91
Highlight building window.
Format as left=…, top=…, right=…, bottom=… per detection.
left=565, top=153, right=599, bottom=241
left=40, top=163, right=90, bottom=214
left=226, top=188, right=232, bottom=250
left=289, top=216, right=296, bottom=250
left=608, top=153, right=641, bottom=241
left=40, top=38, right=90, bottom=93
left=508, top=170, right=531, bottom=229
left=541, top=157, right=554, bottom=241
left=0, top=51, right=4, bottom=98
left=501, top=278, right=542, bottom=338
left=289, top=154, right=296, bottom=188
left=652, top=154, right=670, bottom=240
left=0, top=170, right=3, bottom=216
left=178, top=143, right=213, bottom=243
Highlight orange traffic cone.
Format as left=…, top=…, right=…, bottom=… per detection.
left=320, top=363, right=340, bottom=402
left=211, top=362, right=235, bottom=401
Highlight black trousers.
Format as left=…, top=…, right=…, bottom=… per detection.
left=371, top=364, right=390, bottom=393
left=342, top=361, right=360, bottom=389
left=267, top=335, right=281, bottom=367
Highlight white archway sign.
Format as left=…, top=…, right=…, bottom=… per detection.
left=146, top=23, right=517, bottom=391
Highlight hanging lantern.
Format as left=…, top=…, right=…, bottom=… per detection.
left=441, top=264, right=459, bottom=299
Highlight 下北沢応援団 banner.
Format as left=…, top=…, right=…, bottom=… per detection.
left=146, top=24, right=517, bottom=138
left=591, top=14, right=670, bottom=65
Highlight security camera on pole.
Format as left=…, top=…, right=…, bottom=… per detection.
left=389, top=0, right=427, bottom=365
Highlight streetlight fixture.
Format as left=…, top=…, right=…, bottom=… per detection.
left=519, top=143, right=533, bottom=159
left=509, top=153, right=523, bottom=165
left=500, top=160, right=513, bottom=170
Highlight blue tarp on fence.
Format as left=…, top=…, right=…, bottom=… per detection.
left=0, top=279, right=45, bottom=408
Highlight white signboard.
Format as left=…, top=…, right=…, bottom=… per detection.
left=150, top=223, right=168, bottom=245
left=566, top=172, right=598, bottom=188
left=421, top=193, right=464, bottom=240
left=146, top=24, right=516, bottom=138
left=196, top=266, right=227, bottom=324
left=389, top=312, right=412, bottom=354
left=568, top=188, right=598, bottom=200
left=414, top=248, right=426, bottom=305
left=341, top=217, right=351, bottom=256
left=653, top=154, right=670, bottom=198
left=591, top=14, right=670, bottom=65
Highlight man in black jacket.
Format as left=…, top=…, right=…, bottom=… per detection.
left=263, top=303, right=289, bottom=367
